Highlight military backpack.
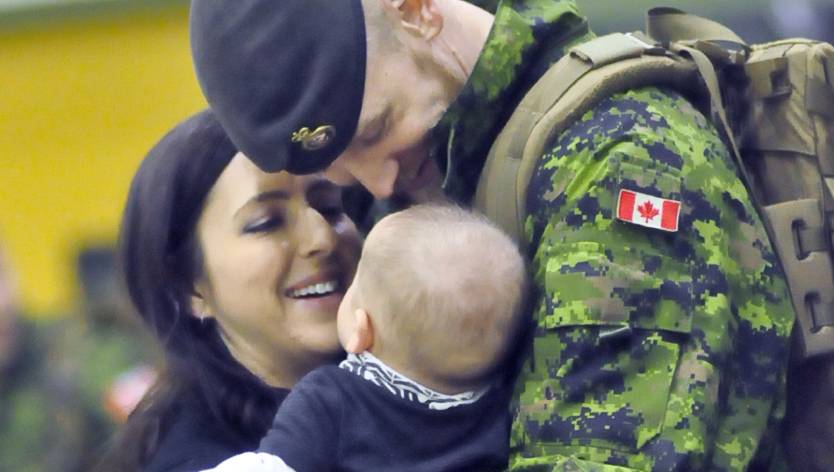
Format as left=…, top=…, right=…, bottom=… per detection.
left=473, top=8, right=834, bottom=469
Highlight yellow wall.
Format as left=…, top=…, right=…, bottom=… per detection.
left=0, top=5, right=206, bottom=316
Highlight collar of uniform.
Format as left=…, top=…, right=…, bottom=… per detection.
left=431, top=0, right=594, bottom=204
left=339, top=352, right=488, bottom=410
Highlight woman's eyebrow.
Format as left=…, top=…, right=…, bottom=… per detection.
left=234, top=190, right=290, bottom=217
left=254, top=190, right=291, bottom=203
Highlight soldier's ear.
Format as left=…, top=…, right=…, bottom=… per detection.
left=384, top=0, right=443, bottom=40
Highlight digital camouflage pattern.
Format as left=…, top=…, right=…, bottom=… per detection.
left=436, top=1, right=795, bottom=470
left=512, top=87, right=794, bottom=471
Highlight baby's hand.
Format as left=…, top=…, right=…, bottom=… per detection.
left=200, top=452, right=296, bottom=472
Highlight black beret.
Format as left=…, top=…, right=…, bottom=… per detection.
left=190, top=0, right=366, bottom=174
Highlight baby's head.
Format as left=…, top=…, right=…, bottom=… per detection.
left=337, top=204, right=526, bottom=393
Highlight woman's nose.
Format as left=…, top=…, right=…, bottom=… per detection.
left=296, top=207, right=337, bottom=258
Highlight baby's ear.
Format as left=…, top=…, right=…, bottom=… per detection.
left=345, top=308, right=374, bottom=354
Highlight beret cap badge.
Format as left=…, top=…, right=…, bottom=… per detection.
left=291, top=125, right=337, bottom=152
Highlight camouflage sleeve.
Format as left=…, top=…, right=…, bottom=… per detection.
left=509, top=87, right=795, bottom=471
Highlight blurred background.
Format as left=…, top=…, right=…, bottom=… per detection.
left=0, top=0, right=831, bottom=470
left=0, top=1, right=198, bottom=470
left=0, top=0, right=201, bottom=317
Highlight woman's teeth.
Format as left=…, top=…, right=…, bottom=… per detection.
left=289, top=280, right=338, bottom=298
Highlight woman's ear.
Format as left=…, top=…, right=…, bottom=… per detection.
left=189, top=283, right=215, bottom=321
left=345, top=308, right=374, bottom=354
left=384, top=0, right=444, bottom=40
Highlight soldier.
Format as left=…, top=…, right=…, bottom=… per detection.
left=0, top=243, right=157, bottom=471
left=0, top=245, right=85, bottom=471
left=190, top=1, right=795, bottom=470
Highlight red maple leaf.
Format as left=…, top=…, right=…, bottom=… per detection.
left=637, top=200, right=660, bottom=223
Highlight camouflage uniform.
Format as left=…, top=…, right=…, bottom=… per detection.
left=437, top=1, right=795, bottom=470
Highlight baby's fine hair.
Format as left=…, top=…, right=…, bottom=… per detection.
left=357, top=204, right=527, bottom=384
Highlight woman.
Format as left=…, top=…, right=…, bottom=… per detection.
left=98, top=109, right=361, bottom=471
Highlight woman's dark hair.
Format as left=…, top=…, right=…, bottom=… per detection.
left=98, top=110, right=281, bottom=470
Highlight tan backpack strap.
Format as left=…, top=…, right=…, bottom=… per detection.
left=671, top=44, right=745, bottom=169
left=476, top=32, right=665, bottom=242
left=647, top=7, right=747, bottom=47
left=475, top=52, right=592, bottom=242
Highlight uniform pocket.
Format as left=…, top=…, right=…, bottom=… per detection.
left=516, top=238, right=693, bottom=455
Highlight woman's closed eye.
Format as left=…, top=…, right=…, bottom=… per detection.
left=242, top=212, right=285, bottom=234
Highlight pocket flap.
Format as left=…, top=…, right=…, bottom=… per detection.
left=542, top=240, right=693, bottom=335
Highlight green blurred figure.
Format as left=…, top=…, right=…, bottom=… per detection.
left=47, top=246, right=159, bottom=467
left=0, top=243, right=157, bottom=471
left=0, top=245, right=80, bottom=471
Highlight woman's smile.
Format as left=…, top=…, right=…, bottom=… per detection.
left=284, top=267, right=347, bottom=312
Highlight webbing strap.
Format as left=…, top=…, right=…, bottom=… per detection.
left=479, top=33, right=661, bottom=243
left=673, top=44, right=747, bottom=180
left=506, top=56, right=593, bottom=169
left=506, top=33, right=656, bottom=162
left=490, top=55, right=593, bottom=241
left=647, top=7, right=747, bottom=47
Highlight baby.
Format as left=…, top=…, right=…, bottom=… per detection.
left=207, top=204, right=527, bottom=472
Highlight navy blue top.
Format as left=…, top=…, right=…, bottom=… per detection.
left=258, top=365, right=510, bottom=472
left=145, top=387, right=289, bottom=472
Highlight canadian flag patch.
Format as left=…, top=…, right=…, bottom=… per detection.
left=617, top=189, right=681, bottom=232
